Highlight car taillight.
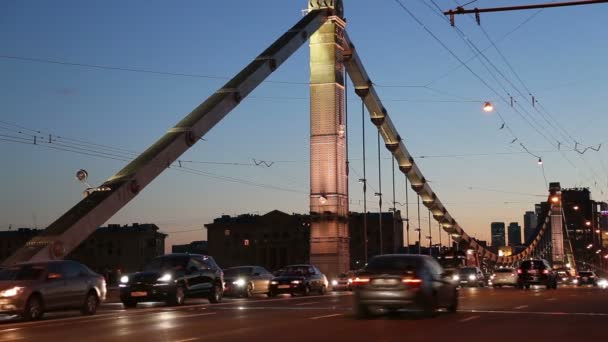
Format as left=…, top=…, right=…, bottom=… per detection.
left=402, top=278, right=422, bottom=287
left=542, top=270, right=549, bottom=274
left=510, top=274, right=515, bottom=277
left=352, top=277, right=370, bottom=286
left=517, top=269, right=522, bottom=274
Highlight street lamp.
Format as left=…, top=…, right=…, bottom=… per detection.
left=482, top=101, right=494, bottom=113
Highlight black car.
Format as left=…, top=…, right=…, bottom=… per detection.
left=517, top=259, right=558, bottom=290
left=576, top=271, right=598, bottom=286
left=119, top=253, right=224, bottom=307
left=353, top=254, right=458, bottom=318
left=223, top=266, right=274, bottom=297
left=457, top=267, right=486, bottom=287
left=268, top=264, right=328, bottom=296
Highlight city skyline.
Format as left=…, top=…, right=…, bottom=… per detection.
left=1, top=1, right=607, bottom=251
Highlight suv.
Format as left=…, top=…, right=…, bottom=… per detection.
left=517, top=259, right=557, bottom=290
left=457, top=267, right=485, bottom=287
left=268, top=264, right=328, bottom=296
left=119, top=254, right=224, bottom=307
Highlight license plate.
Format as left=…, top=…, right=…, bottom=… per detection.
left=278, top=285, right=290, bottom=289
left=529, top=270, right=537, bottom=274
left=582, top=277, right=588, bottom=281
left=131, top=291, right=147, bottom=297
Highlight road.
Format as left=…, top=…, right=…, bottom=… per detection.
left=1, top=286, right=607, bottom=341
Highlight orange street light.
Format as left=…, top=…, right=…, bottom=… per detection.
left=483, top=102, right=494, bottom=113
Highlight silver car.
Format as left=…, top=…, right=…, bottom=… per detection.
left=0, top=260, right=106, bottom=320
left=491, top=267, right=518, bottom=287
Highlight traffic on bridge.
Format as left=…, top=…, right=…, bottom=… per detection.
left=2, top=0, right=608, bottom=341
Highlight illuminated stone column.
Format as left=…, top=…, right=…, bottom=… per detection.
left=549, top=182, right=565, bottom=266
left=308, top=0, right=349, bottom=279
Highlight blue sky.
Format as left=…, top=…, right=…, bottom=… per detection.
left=1, top=0, right=607, bottom=251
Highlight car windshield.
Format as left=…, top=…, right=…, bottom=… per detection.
left=579, top=272, right=594, bottom=277
left=144, top=256, right=189, bottom=272
left=276, top=266, right=311, bottom=276
left=224, top=267, right=254, bottom=277
left=365, top=256, right=418, bottom=273
left=459, top=267, right=477, bottom=275
left=521, top=260, right=545, bottom=269
left=0, top=264, right=46, bottom=281
left=495, top=268, right=514, bottom=273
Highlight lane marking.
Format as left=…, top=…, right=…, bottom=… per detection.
left=459, top=316, right=480, bottom=322
left=295, top=301, right=321, bottom=306
left=173, top=338, right=199, bottom=342
left=309, top=313, right=343, bottom=320
left=175, top=312, right=217, bottom=318
left=461, top=310, right=608, bottom=317
left=514, top=305, right=529, bottom=310
left=0, top=328, right=20, bottom=333
left=546, top=298, right=557, bottom=302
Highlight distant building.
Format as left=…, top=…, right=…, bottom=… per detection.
left=172, top=241, right=208, bottom=255
left=523, top=211, right=538, bottom=244
left=205, top=210, right=403, bottom=271
left=69, top=223, right=167, bottom=275
left=490, top=222, right=506, bottom=247
left=508, top=222, right=522, bottom=246
left=0, top=223, right=167, bottom=283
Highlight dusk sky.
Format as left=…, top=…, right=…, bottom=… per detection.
left=1, top=0, right=607, bottom=252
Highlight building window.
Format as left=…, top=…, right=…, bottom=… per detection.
left=225, top=229, right=231, bottom=237
left=244, top=239, right=250, bottom=247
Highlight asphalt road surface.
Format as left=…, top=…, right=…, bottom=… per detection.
left=1, top=285, right=607, bottom=341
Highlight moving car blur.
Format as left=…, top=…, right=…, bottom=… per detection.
left=576, top=271, right=598, bottom=286
left=223, top=266, right=273, bottom=297
left=119, top=253, right=224, bottom=307
left=491, top=267, right=518, bottom=287
left=517, top=259, right=558, bottom=290
left=352, top=254, right=458, bottom=318
left=457, top=267, right=486, bottom=287
left=0, top=260, right=106, bottom=320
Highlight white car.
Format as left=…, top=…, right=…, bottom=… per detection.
left=492, top=267, right=518, bottom=287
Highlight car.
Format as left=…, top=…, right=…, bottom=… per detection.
left=491, top=267, right=518, bottom=287
left=576, top=271, right=598, bottom=286
left=223, top=266, right=274, bottom=297
left=457, top=267, right=486, bottom=287
left=268, top=264, right=328, bottom=296
left=555, top=269, right=573, bottom=285
left=0, top=260, right=106, bottom=320
left=119, top=253, right=223, bottom=307
left=331, top=271, right=356, bottom=291
left=517, top=259, right=558, bottom=290
left=352, top=254, right=458, bottom=318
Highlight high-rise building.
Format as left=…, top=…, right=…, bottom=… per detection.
left=523, top=211, right=538, bottom=244
left=491, top=222, right=506, bottom=247
left=508, top=222, right=522, bottom=246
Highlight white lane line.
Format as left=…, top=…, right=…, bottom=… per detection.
left=175, top=312, right=217, bottom=318
left=309, top=313, right=343, bottom=320
left=0, top=328, right=20, bottom=333
left=546, top=298, right=557, bottom=301
left=173, top=338, right=199, bottom=342
left=514, top=305, right=529, bottom=310
left=295, top=301, right=321, bottom=306
left=459, top=316, right=480, bottom=322
left=461, top=310, right=608, bottom=317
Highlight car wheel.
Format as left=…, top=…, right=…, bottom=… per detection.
left=525, top=284, right=530, bottom=290
left=23, top=295, right=44, bottom=321
left=244, top=283, right=253, bottom=298
left=167, top=284, right=186, bottom=306
left=303, top=285, right=311, bottom=296
left=447, top=290, right=459, bottom=313
left=81, top=291, right=99, bottom=315
left=208, top=283, right=222, bottom=304
left=319, top=285, right=327, bottom=295
left=267, top=289, right=276, bottom=298
left=122, top=300, right=137, bottom=308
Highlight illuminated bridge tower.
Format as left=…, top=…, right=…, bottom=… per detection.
left=308, top=0, right=349, bottom=278
left=549, top=182, right=566, bottom=267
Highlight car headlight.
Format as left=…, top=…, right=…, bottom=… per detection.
left=331, top=280, right=338, bottom=286
left=572, top=279, right=579, bottom=284
left=452, top=275, right=460, bottom=281
left=157, top=274, right=172, bottom=282
left=468, top=275, right=476, bottom=281
left=291, top=280, right=301, bottom=284
left=232, top=278, right=246, bottom=287
left=120, top=275, right=129, bottom=284
left=348, top=278, right=353, bottom=283
left=0, top=286, right=24, bottom=298
left=598, top=279, right=607, bottom=288
left=270, top=281, right=278, bottom=285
